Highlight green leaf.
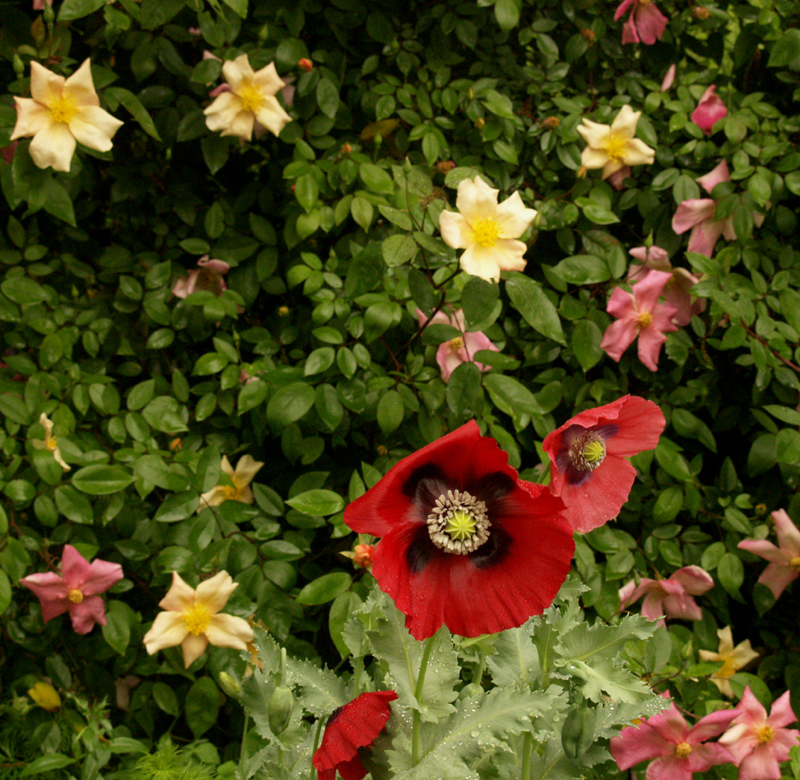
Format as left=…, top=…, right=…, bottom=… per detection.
left=54, top=485, right=94, bottom=524
left=133, top=455, right=191, bottom=491
left=305, top=347, right=335, bottom=376
left=768, top=28, right=800, bottom=69
left=359, top=163, right=394, bottom=195
left=506, top=276, right=565, bottom=344
left=461, top=276, right=500, bottom=329
left=185, top=677, right=220, bottom=737
left=267, top=382, right=315, bottom=428
left=57, top=0, right=104, bottom=20
left=296, top=572, right=353, bottom=605
left=654, top=438, right=693, bottom=481
left=382, top=234, right=418, bottom=267
left=286, top=489, right=344, bottom=516
left=316, top=78, right=340, bottom=119
left=552, top=255, right=611, bottom=285
left=671, top=409, right=716, bottom=452
left=1, top=277, right=47, bottom=305
left=377, top=390, right=404, bottom=435
left=102, top=600, right=134, bottom=655
left=104, top=87, right=161, bottom=140
left=221, top=0, right=247, bottom=18
left=582, top=205, right=620, bottom=225
left=776, top=428, right=800, bottom=465
left=43, top=179, right=76, bottom=226
left=718, top=552, right=744, bottom=596
left=571, top=319, right=603, bottom=371
left=21, top=755, right=76, bottom=776
left=154, top=490, right=200, bottom=522
left=238, top=379, right=269, bottom=414
left=446, top=362, right=482, bottom=415
left=494, top=0, right=521, bottom=30
left=72, top=465, right=134, bottom=495
left=0, top=571, right=11, bottom=615
left=483, top=374, right=543, bottom=424
left=487, top=624, right=540, bottom=687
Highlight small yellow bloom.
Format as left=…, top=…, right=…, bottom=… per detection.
left=143, top=571, right=254, bottom=668
left=28, top=682, right=61, bottom=712
left=32, top=412, right=70, bottom=471
left=439, top=175, right=538, bottom=282
left=11, top=59, right=123, bottom=172
left=199, top=455, right=264, bottom=509
left=576, top=105, right=655, bottom=180
left=698, top=626, right=759, bottom=697
left=204, top=54, right=292, bottom=141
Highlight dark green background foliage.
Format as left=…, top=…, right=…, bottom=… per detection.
left=1, top=0, right=800, bottom=775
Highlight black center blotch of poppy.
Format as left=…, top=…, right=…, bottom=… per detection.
left=471, top=471, right=515, bottom=505
left=469, top=525, right=512, bottom=569
left=406, top=524, right=436, bottom=574
left=402, top=462, right=448, bottom=500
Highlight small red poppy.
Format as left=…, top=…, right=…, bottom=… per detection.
left=344, top=421, right=574, bottom=640
left=542, top=395, right=665, bottom=533
left=312, top=690, right=398, bottom=780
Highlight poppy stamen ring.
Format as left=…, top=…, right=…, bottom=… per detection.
left=427, top=489, right=490, bottom=554
left=569, top=431, right=607, bottom=472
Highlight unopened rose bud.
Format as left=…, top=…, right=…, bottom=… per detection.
left=353, top=543, right=375, bottom=569
left=436, top=160, right=456, bottom=173
left=692, top=6, right=710, bottom=18
left=13, top=53, right=24, bottom=79
left=278, top=305, right=289, bottom=317
left=341, top=142, right=352, bottom=155
left=475, top=117, right=485, bottom=130
left=581, top=29, right=596, bottom=44
left=169, top=438, right=182, bottom=451
left=542, top=116, right=561, bottom=129
left=377, top=444, right=388, bottom=456
left=298, top=58, right=313, bottom=72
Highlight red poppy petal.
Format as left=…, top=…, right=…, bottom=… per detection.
left=372, top=480, right=573, bottom=639
left=313, top=691, right=397, bottom=773
left=603, top=396, right=665, bottom=456
left=557, top=456, right=637, bottom=533
left=335, top=755, right=368, bottom=780
left=345, top=421, right=517, bottom=537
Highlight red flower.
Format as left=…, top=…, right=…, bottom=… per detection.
left=344, top=421, right=574, bottom=640
left=313, top=691, right=398, bottom=780
left=542, top=396, right=665, bottom=533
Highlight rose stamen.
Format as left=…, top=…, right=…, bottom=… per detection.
left=471, top=218, right=501, bottom=248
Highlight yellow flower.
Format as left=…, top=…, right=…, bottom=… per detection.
left=143, top=571, right=253, bottom=669
left=576, top=105, right=655, bottom=180
left=439, top=175, right=538, bottom=282
left=698, top=626, right=759, bottom=698
left=199, top=455, right=264, bottom=509
left=28, top=681, right=61, bottom=712
left=32, top=412, right=70, bottom=471
left=10, top=59, right=123, bottom=172
left=204, top=54, right=292, bottom=141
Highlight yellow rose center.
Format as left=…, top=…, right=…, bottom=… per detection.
left=444, top=509, right=477, bottom=542
left=48, top=92, right=78, bottom=124
left=675, top=742, right=692, bottom=758
left=449, top=336, right=465, bottom=351
left=183, top=603, right=213, bottom=636
left=45, top=434, right=58, bottom=453
left=68, top=589, right=84, bottom=604
left=638, top=0, right=651, bottom=6
left=717, top=655, right=736, bottom=679
left=472, top=217, right=501, bottom=248
left=790, top=556, right=800, bottom=568
left=237, top=80, right=265, bottom=114
left=757, top=725, right=775, bottom=744
left=637, top=311, right=653, bottom=329
left=601, top=132, right=629, bottom=163
left=220, top=484, right=243, bottom=501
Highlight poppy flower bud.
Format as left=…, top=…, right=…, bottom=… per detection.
left=561, top=706, right=596, bottom=759
left=298, top=58, right=313, bottom=71
left=219, top=672, right=242, bottom=698
left=269, top=686, right=295, bottom=735
left=458, top=683, right=484, bottom=700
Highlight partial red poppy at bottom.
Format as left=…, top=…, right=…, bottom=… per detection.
left=313, top=690, right=398, bottom=780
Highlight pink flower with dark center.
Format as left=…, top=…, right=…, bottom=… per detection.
left=172, top=255, right=230, bottom=298
left=691, top=86, right=727, bottom=135
left=738, top=509, right=800, bottom=600
left=611, top=693, right=737, bottom=780
left=619, top=565, right=714, bottom=623
left=542, top=395, right=665, bottom=533
left=416, top=308, right=499, bottom=382
left=672, top=161, right=766, bottom=257
left=615, top=0, right=669, bottom=44
left=601, top=270, right=678, bottom=371
left=627, top=246, right=705, bottom=327
left=20, top=545, right=123, bottom=634
left=719, top=687, right=800, bottom=780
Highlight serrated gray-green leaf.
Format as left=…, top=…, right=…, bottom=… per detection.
left=366, top=591, right=459, bottom=722
left=529, top=740, right=587, bottom=780
left=570, top=658, right=653, bottom=704
left=389, top=688, right=558, bottom=780
left=556, top=614, right=656, bottom=665
left=486, top=625, right=540, bottom=689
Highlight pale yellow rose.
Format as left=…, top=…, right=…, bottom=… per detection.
left=698, top=626, right=759, bottom=698
left=204, top=54, right=292, bottom=141
left=143, top=571, right=253, bottom=668
left=439, top=175, right=538, bottom=282
left=576, top=105, right=655, bottom=179
left=32, top=412, right=70, bottom=471
left=11, top=59, right=123, bottom=172
left=199, top=455, right=264, bottom=509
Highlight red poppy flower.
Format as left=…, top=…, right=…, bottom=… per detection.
left=344, top=421, right=574, bottom=640
left=313, top=690, right=398, bottom=780
left=542, top=395, right=665, bottom=534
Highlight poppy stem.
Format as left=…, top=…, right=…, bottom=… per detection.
left=411, top=633, right=438, bottom=765
left=521, top=732, right=533, bottom=779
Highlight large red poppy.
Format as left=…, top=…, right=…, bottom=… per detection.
left=542, top=395, right=665, bottom=533
left=312, top=690, right=398, bottom=780
left=344, top=421, right=574, bottom=640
